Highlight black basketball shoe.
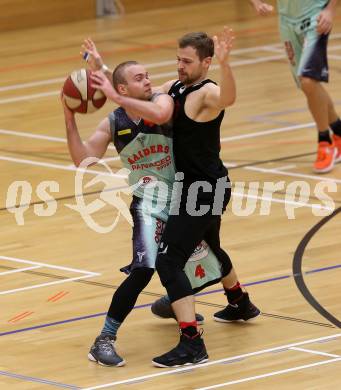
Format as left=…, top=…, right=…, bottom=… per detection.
left=151, top=295, right=205, bottom=325
left=88, top=334, right=125, bottom=367
left=152, top=331, right=208, bottom=368
left=214, top=292, right=260, bottom=322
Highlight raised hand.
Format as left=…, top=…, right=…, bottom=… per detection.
left=81, top=38, right=104, bottom=71
left=90, top=71, right=119, bottom=102
left=213, top=27, right=235, bottom=65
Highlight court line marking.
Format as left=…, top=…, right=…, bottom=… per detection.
left=0, top=155, right=126, bottom=178
left=81, top=333, right=341, bottom=389
left=232, top=191, right=334, bottom=212
left=0, top=265, right=41, bottom=276
left=1, top=263, right=339, bottom=337
left=273, top=164, right=297, bottom=171
left=245, top=165, right=341, bottom=184
left=0, top=128, right=116, bottom=151
left=0, top=255, right=99, bottom=275
left=195, top=357, right=341, bottom=390
left=0, top=122, right=314, bottom=146
left=220, top=122, right=315, bottom=142
left=290, top=346, right=341, bottom=358
left=0, top=369, right=80, bottom=389
left=0, top=255, right=100, bottom=295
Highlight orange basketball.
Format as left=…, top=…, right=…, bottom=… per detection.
left=62, top=69, right=107, bottom=113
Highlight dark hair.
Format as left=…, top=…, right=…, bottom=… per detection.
left=178, top=32, right=214, bottom=60
left=112, top=61, right=138, bottom=89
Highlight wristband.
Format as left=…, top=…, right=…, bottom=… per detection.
left=101, top=64, right=109, bottom=73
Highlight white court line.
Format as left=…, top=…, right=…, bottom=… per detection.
left=232, top=191, right=334, bottom=212
left=0, top=255, right=99, bottom=276
left=0, top=122, right=315, bottom=147
left=0, top=91, right=60, bottom=104
left=0, top=265, right=41, bottom=276
left=0, top=128, right=67, bottom=143
left=195, top=358, right=341, bottom=390
left=290, top=347, right=341, bottom=358
left=0, top=128, right=116, bottom=151
left=0, top=155, right=127, bottom=178
left=220, top=122, right=315, bottom=142
left=274, top=164, right=297, bottom=171
left=0, top=275, right=95, bottom=296
left=82, top=333, right=341, bottom=390
left=245, top=165, right=341, bottom=184
left=0, top=255, right=100, bottom=295
left=0, top=77, right=64, bottom=92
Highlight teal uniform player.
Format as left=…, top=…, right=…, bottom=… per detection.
left=110, top=101, right=224, bottom=291
left=278, top=0, right=330, bottom=86
left=250, top=0, right=341, bottom=173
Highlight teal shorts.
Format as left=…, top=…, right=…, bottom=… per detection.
left=279, top=10, right=329, bottom=87
left=121, top=196, right=223, bottom=291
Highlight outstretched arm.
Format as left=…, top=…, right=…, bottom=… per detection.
left=61, top=95, right=111, bottom=167
left=249, top=0, right=274, bottom=16
left=90, top=71, right=174, bottom=125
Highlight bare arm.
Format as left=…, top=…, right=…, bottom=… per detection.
left=249, top=0, right=274, bottom=16
left=317, top=0, right=338, bottom=34
left=204, top=27, right=236, bottom=110
left=61, top=97, right=111, bottom=167
left=90, top=71, right=174, bottom=124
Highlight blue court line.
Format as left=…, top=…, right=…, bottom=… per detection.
left=1, top=264, right=340, bottom=338
left=0, top=370, right=80, bottom=389
left=195, top=264, right=341, bottom=298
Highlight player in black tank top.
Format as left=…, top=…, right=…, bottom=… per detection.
left=153, top=30, right=260, bottom=368
left=169, top=79, right=228, bottom=184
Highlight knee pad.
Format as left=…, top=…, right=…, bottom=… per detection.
left=155, top=243, right=186, bottom=287
left=220, top=251, right=233, bottom=277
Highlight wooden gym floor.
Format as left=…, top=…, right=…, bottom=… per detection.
left=0, top=1, right=340, bottom=388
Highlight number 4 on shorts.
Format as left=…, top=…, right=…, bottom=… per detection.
left=195, top=264, right=206, bottom=279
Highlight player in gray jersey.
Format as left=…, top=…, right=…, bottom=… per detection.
left=250, top=0, right=341, bottom=173
left=62, top=59, right=225, bottom=367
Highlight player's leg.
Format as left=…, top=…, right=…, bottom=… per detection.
left=296, top=15, right=338, bottom=172
left=202, top=217, right=260, bottom=322
left=327, top=94, right=341, bottom=163
left=88, top=196, right=156, bottom=366
left=153, top=212, right=212, bottom=367
left=151, top=240, right=225, bottom=325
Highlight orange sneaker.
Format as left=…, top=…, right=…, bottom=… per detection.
left=333, top=134, right=341, bottom=163
left=313, top=142, right=337, bottom=173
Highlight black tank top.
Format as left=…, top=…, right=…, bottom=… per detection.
left=168, top=79, right=228, bottom=185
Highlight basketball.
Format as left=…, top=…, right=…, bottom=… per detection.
left=62, top=69, right=107, bottom=113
